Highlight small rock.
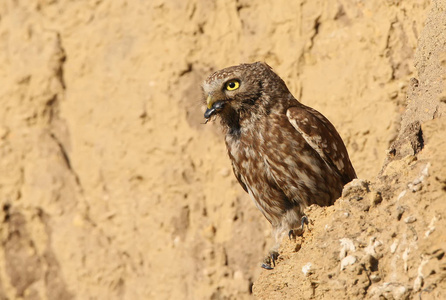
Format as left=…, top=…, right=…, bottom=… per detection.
left=364, top=237, right=382, bottom=257
left=413, top=276, right=424, bottom=292
left=370, top=274, right=381, bottom=283
left=404, top=216, right=417, bottom=224
left=425, top=216, right=437, bottom=237
left=340, top=255, right=357, bottom=270
left=390, top=240, right=399, bottom=254
left=339, top=238, right=356, bottom=259
left=403, top=248, right=410, bottom=272
left=408, top=163, right=430, bottom=192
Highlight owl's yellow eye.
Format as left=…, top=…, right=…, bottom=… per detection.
left=225, top=80, right=240, bottom=91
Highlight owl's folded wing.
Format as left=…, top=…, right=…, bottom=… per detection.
left=286, top=105, right=357, bottom=184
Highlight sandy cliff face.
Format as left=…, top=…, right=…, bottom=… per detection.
left=0, top=0, right=443, bottom=299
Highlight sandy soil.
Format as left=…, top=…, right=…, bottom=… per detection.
left=0, top=0, right=444, bottom=299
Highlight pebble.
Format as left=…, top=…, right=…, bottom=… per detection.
left=404, top=216, right=417, bottom=224
left=340, top=255, right=357, bottom=270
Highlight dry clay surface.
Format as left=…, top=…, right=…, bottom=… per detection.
left=0, top=0, right=443, bottom=299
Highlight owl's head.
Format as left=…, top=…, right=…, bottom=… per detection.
left=202, top=62, right=287, bottom=122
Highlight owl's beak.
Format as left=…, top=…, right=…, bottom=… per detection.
left=206, top=95, right=214, bottom=109
left=204, top=95, right=225, bottom=119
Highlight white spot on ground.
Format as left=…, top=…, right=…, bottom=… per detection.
left=364, top=237, right=382, bottom=256
left=403, top=247, right=410, bottom=272
left=397, top=190, right=407, bottom=201
left=390, top=239, right=399, bottom=254
left=413, top=256, right=429, bottom=292
left=408, top=163, right=430, bottom=191
left=340, top=255, right=357, bottom=271
left=302, top=262, right=312, bottom=276
left=339, top=238, right=356, bottom=259
left=404, top=216, right=417, bottom=224
left=425, top=216, right=437, bottom=237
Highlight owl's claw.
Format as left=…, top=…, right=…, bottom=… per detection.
left=301, top=215, right=310, bottom=232
left=289, top=215, right=310, bottom=239
left=261, top=263, right=274, bottom=270
left=261, top=251, right=279, bottom=270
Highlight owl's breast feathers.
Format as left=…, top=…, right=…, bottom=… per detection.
left=225, top=100, right=356, bottom=224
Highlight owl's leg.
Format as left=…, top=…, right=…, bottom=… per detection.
left=261, top=224, right=286, bottom=269
left=301, top=215, right=309, bottom=230
left=262, top=213, right=305, bottom=269
left=288, top=215, right=310, bottom=239
left=261, top=251, right=279, bottom=270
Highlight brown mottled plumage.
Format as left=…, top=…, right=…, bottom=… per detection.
left=202, top=62, right=356, bottom=269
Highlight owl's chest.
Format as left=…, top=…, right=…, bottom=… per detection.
left=225, top=118, right=301, bottom=183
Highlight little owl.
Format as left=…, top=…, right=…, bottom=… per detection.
left=202, top=62, right=356, bottom=269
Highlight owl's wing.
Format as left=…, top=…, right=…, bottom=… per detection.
left=231, top=160, right=248, bottom=193
left=286, top=105, right=357, bottom=184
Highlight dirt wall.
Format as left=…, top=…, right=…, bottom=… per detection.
left=0, top=0, right=443, bottom=299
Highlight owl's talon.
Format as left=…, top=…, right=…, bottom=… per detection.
left=301, top=215, right=310, bottom=232
left=261, top=251, right=279, bottom=269
left=271, top=251, right=278, bottom=267
left=289, top=216, right=310, bottom=238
